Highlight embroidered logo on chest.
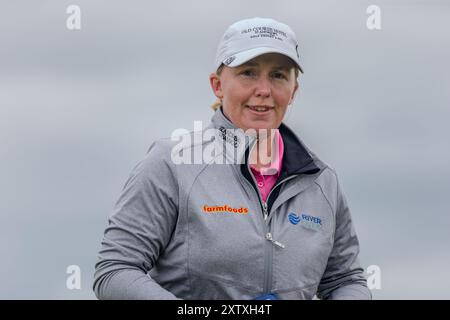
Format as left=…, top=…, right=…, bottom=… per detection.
left=288, top=212, right=322, bottom=231
left=203, top=204, right=249, bottom=215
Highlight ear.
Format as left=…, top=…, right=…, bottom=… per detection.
left=209, top=73, right=223, bottom=100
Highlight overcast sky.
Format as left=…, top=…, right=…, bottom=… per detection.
left=1, top=0, right=449, bottom=299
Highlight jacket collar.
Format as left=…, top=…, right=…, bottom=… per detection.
left=210, top=107, right=322, bottom=176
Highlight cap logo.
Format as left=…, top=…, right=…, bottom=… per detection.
left=241, top=26, right=287, bottom=42
left=295, top=44, right=300, bottom=59
left=223, top=56, right=236, bottom=65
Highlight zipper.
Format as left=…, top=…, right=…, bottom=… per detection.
left=262, top=201, right=268, bottom=221
left=244, top=137, right=296, bottom=294
left=265, top=232, right=286, bottom=248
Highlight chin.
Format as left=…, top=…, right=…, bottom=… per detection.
left=243, top=121, right=275, bottom=131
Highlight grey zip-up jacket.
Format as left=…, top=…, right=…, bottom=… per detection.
left=93, top=107, right=371, bottom=300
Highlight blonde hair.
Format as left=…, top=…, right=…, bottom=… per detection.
left=210, top=63, right=300, bottom=112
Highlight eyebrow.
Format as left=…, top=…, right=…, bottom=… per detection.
left=239, top=62, right=291, bottom=71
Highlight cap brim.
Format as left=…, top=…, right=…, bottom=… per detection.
left=224, top=47, right=304, bottom=73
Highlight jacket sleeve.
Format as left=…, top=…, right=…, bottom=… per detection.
left=93, top=141, right=181, bottom=300
left=316, top=171, right=372, bottom=300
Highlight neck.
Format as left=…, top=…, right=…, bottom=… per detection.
left=251, top=129, right=276, bottom=169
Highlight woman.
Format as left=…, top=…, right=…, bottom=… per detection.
left=93, top=17, right=371, bottom=300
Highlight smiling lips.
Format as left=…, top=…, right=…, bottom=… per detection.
left=246, top=105, right=275, bottom=113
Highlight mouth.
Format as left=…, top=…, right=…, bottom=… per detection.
left=246, top=105, right=275, bottom=114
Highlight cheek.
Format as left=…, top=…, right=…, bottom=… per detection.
left=224, top=84, right=250, bottom=106
left=272, top=89, right=293, bottom=109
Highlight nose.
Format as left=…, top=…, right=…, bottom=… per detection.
left=255, top=75, right=271, bottom=98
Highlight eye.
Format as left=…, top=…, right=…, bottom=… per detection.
left=272, top=72, right=287, bottom=79
left=240, top=69, right=255, bottom=77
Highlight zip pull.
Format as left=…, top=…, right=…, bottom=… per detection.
left=265, top=232, right=286, bottom=249
left=262, top=202, right=268, bottom=221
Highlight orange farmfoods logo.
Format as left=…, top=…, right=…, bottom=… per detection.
left=202, top=204, right=249, bottom=215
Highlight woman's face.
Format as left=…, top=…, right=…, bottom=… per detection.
left=210, top=53, right=299, bottom=131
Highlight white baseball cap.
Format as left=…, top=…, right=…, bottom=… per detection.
left=214, top=17, right=303, bottom=73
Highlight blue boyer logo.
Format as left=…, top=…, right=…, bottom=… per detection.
left=288, top=213, right=301, bottom=225
left=288, top=212, right=322, bottom=230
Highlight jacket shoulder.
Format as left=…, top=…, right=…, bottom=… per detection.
left=314, top=164, right=341, bottom=213
left=125, top=137, right=179, bottom=184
